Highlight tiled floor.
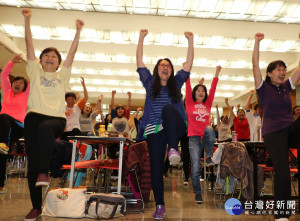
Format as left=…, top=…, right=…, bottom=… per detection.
left=0, top=168, right=299, bottom=221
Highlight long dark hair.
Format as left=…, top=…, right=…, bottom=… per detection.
left=265, top=60, right=286, bottom=84
left=192, top=84, right=208, bottom=102
left=81, top=104, right=91, bottom=118
left=151, top=58, right=180, bottom=103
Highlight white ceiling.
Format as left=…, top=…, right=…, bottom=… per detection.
left=1, top=1, right=300, bottom=112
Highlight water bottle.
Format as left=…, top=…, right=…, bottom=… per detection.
left=107, top=123, right=112, bottom=132
left=257, top=124, right=263, bottom=141
left=232, top=131, right=238, bottom=142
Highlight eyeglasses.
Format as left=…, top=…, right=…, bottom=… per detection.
left=159, top=64, right=171, bottom=69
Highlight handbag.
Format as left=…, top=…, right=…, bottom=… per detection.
left=42, top=187, right=87, bottom=218
left=85, top=193, right=126, bottom=219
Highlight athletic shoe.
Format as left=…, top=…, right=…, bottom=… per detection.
left=24, top=208, right=42, bottom=221
left=195, top=193, right=203, bottom=204
left=153, top=205, right=166, bottom=220
left=183, top=179, right=189, bottom=186
left=0, top=143, right=9, bottom=155
left=0, top=187, right=7, bottom=194
left=168, top=148, right=181, bottom=166
left=35, top=173, right=49, bottom=187
left=206, top=157, right=214, bottom=167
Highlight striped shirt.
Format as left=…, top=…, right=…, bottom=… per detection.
left=144, top=86, right=169, bottom=135
left=137, top=67, right=189, bottom=137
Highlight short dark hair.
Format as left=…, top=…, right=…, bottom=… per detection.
left=220, top=115, right=228, bottom=121
left=39, top=47, right=62, bottom=70
left=116, top=106, right=125, bottom=111
left=254, top=103, right=260, bottom=111
left=65, top=92, right=76, bottom=100
left=265, top=60, right=287, bottom=84
left=237, top=109, right=245, bottom=115
left=192, top=84, right=208, bottom=102
left=11, top=76, right=28, bottom=92
left=293, top=105, right=300, bottom=115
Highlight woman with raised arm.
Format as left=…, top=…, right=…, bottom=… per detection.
left=215, top=104, right=231, bottom=142
left=80, top=95, right=104, bottom=136
left=185, top=66, right=221, bottom=203
left=225, top=98, right=250, bottom=141
left=252, top=33, right=300, bottom=221
left=136, top=29, right=193, bottom=219
left=22, top=8, right=83, bottom=221
left=0, top=54, right=30, bottom=194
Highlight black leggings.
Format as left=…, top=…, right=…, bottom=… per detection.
left=0, top=114, right=24, bottom=187
left=146, top=104, right=186, bottom=206
left=25, top=112, right=66, bottom=210
left=180, top=134, right=190, bottom=180
left=263, top=117, right=300, bottom=219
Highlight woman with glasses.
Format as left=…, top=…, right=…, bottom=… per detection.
left=136, top=29, right=194, bottom=220
left=22, top=8, right=83, bottom=221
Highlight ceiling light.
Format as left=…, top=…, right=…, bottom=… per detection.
left=261, top=1, right=283, bottom=17
left=220, top=75, right=229, bottom=80
left=106, top=80, right=119, bottom=85
left=98, top=88, right=110, bottom=92
left=102, top=69, right=114, bottom=75
left=230, top=0, right=251, bottom=14
left=70, top=86, right=83, bottom=91
left=223, top=93, right=234, bottom=97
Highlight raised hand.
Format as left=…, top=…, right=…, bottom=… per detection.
left=76, top=19, right=84, bottom=31
left=199, top=77, right=204, bottom=85
left=216, top=104, right=218, bottom=108
left=127, top=91, right=132, bottom=97
left=215, top=65, right=222, bottom=78
left=112, top=90, right=116, bottom=96
left=22, top=8, right=31, bottom=18
left=139, top=29, right=148, bottom=38
left=98, top=94, right=103, bottom=101
left=184, top=31, right=194, bottom=40
left=254, top=33, right=264, bottom=42
left=80, top=76, right=85, bottom=85
left=11, top=54, right=23, bottom=64
left=250, top=90, right=255, bottom=95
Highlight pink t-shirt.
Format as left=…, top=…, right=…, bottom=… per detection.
left=186, top=77, right=218, bottom=137
left=1, top=61, right=30, bottom=123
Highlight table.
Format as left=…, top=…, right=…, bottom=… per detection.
left=245, top=141, right=300, bottom=208
left=67, top=136, right=126, bottom=194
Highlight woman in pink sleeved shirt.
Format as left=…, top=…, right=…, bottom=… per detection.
left=185, top=66, right=221, bottom=204
left=0, top=54, right=30, bottom=193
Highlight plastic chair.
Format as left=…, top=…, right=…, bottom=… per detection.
left=289, top=148, right=298, bottom=195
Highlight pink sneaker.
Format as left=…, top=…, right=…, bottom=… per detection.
left=0, top=143, right=9, bottom=155
left=35, top=173, right=49, bottom=187
left=168, top=148, right=181, bottom=165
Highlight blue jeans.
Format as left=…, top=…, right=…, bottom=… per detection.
left=189, top=126, right=215, bottom=194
